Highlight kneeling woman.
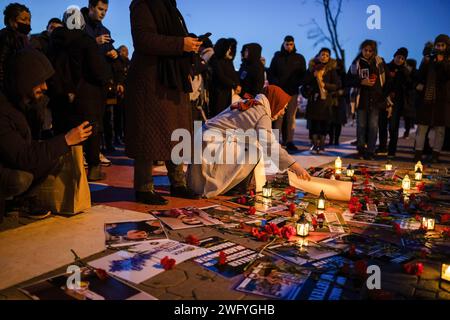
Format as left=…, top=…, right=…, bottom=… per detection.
left=187, top=85, right=310, bottom=198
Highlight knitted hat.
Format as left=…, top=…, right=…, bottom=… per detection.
left=394, top=47, right=409, bottom=59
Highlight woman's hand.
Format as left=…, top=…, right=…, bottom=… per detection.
left=184, top=37, right=202, bottom=53
left=290, top=162, right=311, bottom=181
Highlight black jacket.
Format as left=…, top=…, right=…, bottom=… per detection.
left=0, top=49, right=70, bottom=181
left=48, top=27, right=111, bottom=132
left=416, top=56, right=450, bottom=126
left=238, top=43, right=264, bottom=98
left=268, top=46, right=306, bottom=95
left=0, top=27, right=30, bottom=92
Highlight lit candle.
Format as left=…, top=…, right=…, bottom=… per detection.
left=296, top=214, right=310, bottom=237
left=415, top=161, right=424, bottom=173
left=402, top=175, right=411, bottom=192
left=346, top=165, right=355, bottom=177
left=262, top=182, right=272, bottom=198
left=335, top=157, right=342, bottom=174
left=421, top=215, right=435, bottom=231
left=442, top=262, right=450, bottom=282
left=317, top=190, right=326, bottom=210
left=385, top=161, right=393, bottom=171
left=415, top=167, right=423, bottom=181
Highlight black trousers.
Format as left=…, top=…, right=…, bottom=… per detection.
left=0, top=169, right=34, bottom=222
left=329, top=123, right=342, bottom=145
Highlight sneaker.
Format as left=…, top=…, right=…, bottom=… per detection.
left=23, top=210, right=52, bottom=220
left=88, top=165, right=107, bottom=182
left=100, top=153, right=112, bottom=167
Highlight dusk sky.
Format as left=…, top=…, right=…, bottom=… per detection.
left=3, top=0, right=450, bottom=67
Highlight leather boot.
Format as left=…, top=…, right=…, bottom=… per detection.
left=88, top=165, right=106, bottom=182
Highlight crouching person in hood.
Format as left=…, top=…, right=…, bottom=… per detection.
left=0, top=49, right=92, bottom=221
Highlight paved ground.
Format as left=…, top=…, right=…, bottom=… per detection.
left=1, top=120, right=450, bottom=300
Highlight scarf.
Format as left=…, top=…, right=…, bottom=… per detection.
left=145, top=0, right=192, bottom=93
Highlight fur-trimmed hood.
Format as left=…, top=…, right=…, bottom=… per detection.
left=308, top=57, right=337, bottom=73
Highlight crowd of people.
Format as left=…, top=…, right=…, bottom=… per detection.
left=0, top=0, right=449, bottom=219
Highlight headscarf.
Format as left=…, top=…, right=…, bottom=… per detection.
left=230, top=85, right=291, bottom=118
left=263, top=85, right=291, bottom=117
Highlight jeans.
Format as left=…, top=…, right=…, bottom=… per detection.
left=357, top=108, right=379, bottom=154
left=379, top=107, right=402, bottom=155
left=134, top=160, right=186, bottom=192
left=273, top=95, right=298, bottom=144
left=415, top=125, right=446, bottom=153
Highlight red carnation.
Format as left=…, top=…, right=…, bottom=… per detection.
left=161, top=256, right=176, bottom=270
left=95, top=268, right=108, bottom=281
left=185, top=235, right=200, bottom=246
left=416, top=182, right=425, bottom=192
left=250, top=190, right=255, bottom=197
left=403, top=262, right=424, bottom=276
left=289, top=203, right=296, bottom=215
left=351, top=176, right=357, bottom=182
left=248, top=206, right=257, bottom=215
left=355, top=260, right=368, bottom=277
left=218, top=251, right=227, bottom=266
left=443, top=228, right=450, bottom=238
left=281, top=225, right=296, bottom=240
left=441, top=214, right=450, bottom=224
left=393, top=222, right=403, bottom=236
left=281, top=196, right=288, bottom=202
left=265, top=223, right=281, bottom=237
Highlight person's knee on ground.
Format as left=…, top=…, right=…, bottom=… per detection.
left=4, top=170, right=34, bottom=199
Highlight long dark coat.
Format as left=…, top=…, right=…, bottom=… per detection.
left=125, top=0, right=193, bottom=161
left=415, top=57, right=450, bottom=127
left=302, top=58, right=341, bottom=121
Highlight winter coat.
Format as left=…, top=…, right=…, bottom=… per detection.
left=187, top=94, right=295, bottom=198
left=268, top=46, right=306, bottom=95
left=124, top=0, right=193, bottom=161
left=238, top=43, right=265, bottom=97
left=347, top=55, right=388, bottom=112
left=0, top=49, right=70, bottom=181
left=30, top=31, right=51, bottom=56
left=81, top=7, right=115, bottom=56
left=209, top=57, right=240, bottom=118
left=0, top=27, right=30, bottom=92
left=415, top=56, right=450, bottom=126
left=112, top=56, right=130, bottom=86
left=302, top=58, right=341, bottom=122
left=48, top=27, right=111, bottom=133
left=385, top=61, right=414, bottom=114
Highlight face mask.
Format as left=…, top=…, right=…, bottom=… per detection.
left=16, top=22, right=31, bottom=35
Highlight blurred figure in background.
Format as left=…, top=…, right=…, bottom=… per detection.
left=0, top=2, right=31, bottom=92
left=269, top=35, right=306, bottom=153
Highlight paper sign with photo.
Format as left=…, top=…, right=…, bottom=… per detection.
left=89, top=240, right=208, bottom=284
left=288, top=171, right=353, bottom=202
left=151, top=207, right=224, bottom=230
left=105, top=219, right=167, bottom=248
left=20, top=268, right=157, bottom=300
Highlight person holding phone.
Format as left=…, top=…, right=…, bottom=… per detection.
left=125, top=0, right=203, bottom=205
left=0, top=49, right=92, bottom=221
left=347, top=39, right=388, bottom=160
